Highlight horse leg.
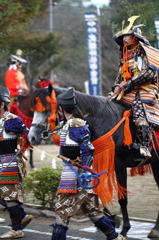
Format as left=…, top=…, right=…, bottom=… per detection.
left=115, top=158, right=131, bottom=237
left=29, top=147, right=36, bottom=171
left=118, top=197, right=131, bottom=237
left=147, top=160, right=159, bottom=238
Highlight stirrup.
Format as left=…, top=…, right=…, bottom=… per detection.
left=140, top=146, right=152, bottom=158
left=128, top=143, right=145, bottom=161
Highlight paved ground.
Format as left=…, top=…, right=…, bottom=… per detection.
left=0, top=218, right=158, bottom=240
left=0, top=144, right=159, bottom=239
left=0, top=206, right=158, bottom=240
left=26, top=144, right=159, bottom=221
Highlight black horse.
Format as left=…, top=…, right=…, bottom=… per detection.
left=28, top=86, right=159, bottom=238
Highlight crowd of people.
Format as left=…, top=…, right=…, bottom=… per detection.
left=0, top=15, right=159, bottom=239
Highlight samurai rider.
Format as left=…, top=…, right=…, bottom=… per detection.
left=5, top=49, right=29, bottom=109
left=51, top=88, right=125, bottom=240
left=0, top=88, right=33, bottom=239
left=109, top=15, right=159, bottom=160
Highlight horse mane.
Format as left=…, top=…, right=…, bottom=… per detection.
left=30, top=88, right=50, bottom=109
left=74, top=91, right=125, bottom=117
left=31, top=86, right=126, bottom=118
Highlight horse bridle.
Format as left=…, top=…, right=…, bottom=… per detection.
left=30, top=88, right=60, bottom=140
left=30, top=121, right=51, bottom=139
left=30, top=115, right=63, bottom=140
left=30, top=89, right=91, bottom=141
left=31, top=109, right=90, bottom=140
left=30, top=122, right=48, bottom=130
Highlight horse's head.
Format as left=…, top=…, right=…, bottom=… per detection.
left=36, top=76, right=54, bottom=89
left=28, top=85, right=123, bottom=145
left=28, top=85, right=59, bottom=145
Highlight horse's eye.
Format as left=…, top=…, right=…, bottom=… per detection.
left=43, top=109, right=48, bottom=113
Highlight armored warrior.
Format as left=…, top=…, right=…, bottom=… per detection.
left=5, top=50, right=29, bottom=108
left=51, top=88, right=125, bottom=240
left=110, top=15, right=159, bottom=159
left=0, top=87, right=33, bottom=239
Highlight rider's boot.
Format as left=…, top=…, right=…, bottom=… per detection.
left=94, top=216, right=125, bottom=240
left=103, top=208, right=121, bottom=228
left=129, top=118, right=152, bottom=160
left=137, top=124, right=152, bottom=157
left=51, top=224, right=68, bottom=240
left=0, top=204, right=24, bottom=239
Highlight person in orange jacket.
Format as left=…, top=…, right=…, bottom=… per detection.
left=5, top=50, right=29, bottom=108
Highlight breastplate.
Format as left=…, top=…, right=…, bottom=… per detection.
left=0, top=139, right=17, bottom=154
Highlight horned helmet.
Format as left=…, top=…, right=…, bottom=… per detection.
left=112, top=16, right=150, bottom=47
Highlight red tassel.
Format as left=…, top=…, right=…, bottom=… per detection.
left=123, top=110, right=133, bottom=146
left=124, top=71, right=131, bottom=79
left=121, top=63, right=127, bottom=72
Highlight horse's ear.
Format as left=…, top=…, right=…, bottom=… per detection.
left=48, top=84, right=53, bottom=95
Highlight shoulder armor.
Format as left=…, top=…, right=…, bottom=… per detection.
left=140, top=41, right=159, bottom=72
left=68, top=118, right=86, bottom=127
left=5, top=112, right=18, bottom=121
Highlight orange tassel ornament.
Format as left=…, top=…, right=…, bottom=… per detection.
left=121, top=61, right=132, bottom=80
left=92, top=110, right=132, bottom=207
left=124, top=71, right=131, bottom=80
left=121, top=63, right=127, bottom=72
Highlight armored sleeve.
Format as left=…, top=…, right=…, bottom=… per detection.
left=130, top=54, right=156, bottom=86
left=112, top=66, right=123, bottom=92
left=69, top=124, right=94, bottom=167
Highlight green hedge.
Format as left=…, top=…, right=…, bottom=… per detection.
left=24, top=166, right=62, bottom=209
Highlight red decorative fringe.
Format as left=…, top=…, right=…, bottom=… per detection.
left=153, top=130, right=159, bottom=149
left=129, top=129, right=159, bottom=177
left=46, top=90, right=60, bottom=146
left=53, top=133, right=60, bottom=146
left=130, top=164, right=152, bottom=177
left=92, top=135, right=128, bottom=208
left=10, top=102, right=32, bottom=129
left=18, top=132, right=31, bottom=154
left=91, top=110, right=133, bottom=207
